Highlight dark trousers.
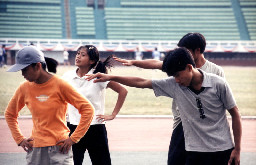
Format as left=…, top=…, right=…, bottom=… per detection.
left=0, top=56, right=2, bottom=67
left=168, top=122, right=186, bottom=165
left=3, top=54, right=7, bottom=65
left=186, top=148, right=235, bottom=165
left=68, top=123, right=111, bottom=165
left=168, top=122, right=235, bottom=165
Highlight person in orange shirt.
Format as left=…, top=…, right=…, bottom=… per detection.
left=5, top=46, right=94, bottom=165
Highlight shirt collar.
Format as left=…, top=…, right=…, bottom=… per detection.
left=179, top=69, right=212, bottom=90
left=72, top=68, right=95, bottom=79
left=199, top=69, right=213, bottom=88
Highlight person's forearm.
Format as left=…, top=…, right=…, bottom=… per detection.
left=112, top=88, right=127, bottom=117
left=232, top=114, right=242, bottom=151
left=230, top=107, right=242, bottom=151
left=70, top=103, right=94, bottom=143
left=5, top=92, right=26, bottom=146
left=109, top=75, right=152, bottom=88
left=5, top=111, right=26, bottom=145
left=66, top=86, right=95, bottom=143
left=132, top=59, right=163, bottom=69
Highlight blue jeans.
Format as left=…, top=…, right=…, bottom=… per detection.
left=168, top=122, right=186, bottom=165
left=68, top=123, right=111, bottom=165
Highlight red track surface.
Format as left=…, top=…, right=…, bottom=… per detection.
left=0, top=117, right=255, bottom=153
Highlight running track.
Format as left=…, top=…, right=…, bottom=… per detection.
left=0, top=116, right=255, bottom=153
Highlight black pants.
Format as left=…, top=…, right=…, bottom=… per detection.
left=168, top=122, right=235, bottom=165
left=186, top=148, right=235, bottom=165
left=168, top=122, right=186, bottom=165
left=68, top=123, right=111, bottom=165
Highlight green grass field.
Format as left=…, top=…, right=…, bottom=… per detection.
left=0, top=65, right=256, bottom=116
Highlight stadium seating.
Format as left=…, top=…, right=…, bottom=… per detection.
left=0, top=0, right=60, bottom=4
left=75, top=7, right=96, bottom=36
left=0, top=0, right=254, bottom=41
left=105, top=7, right=240, bottom=40
left=0, top=3, right=62, bottom=39
left=240, top=0, right=256, bottom=40
left=120, top=0, right=231, bottom=7
left=239, top=0, right=256, bottom=6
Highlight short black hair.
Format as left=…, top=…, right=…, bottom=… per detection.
left=178, top=32, right=206, bottom=54
left=162, top=47, right=195, bottom=76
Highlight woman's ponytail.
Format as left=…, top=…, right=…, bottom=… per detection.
left=93, top=54, right=113, bottom=74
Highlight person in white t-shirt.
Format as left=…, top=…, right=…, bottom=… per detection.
left=0, top=45, right=3, bottom=67
left=113, top=33, right=225, bottom=165
left=63, top=49, right=70, bottom=66
left=62, top=45, right=127, bottom=165
left=135, top=47, right=143, bottom=60
left=152, top=47, right=161, bottom=60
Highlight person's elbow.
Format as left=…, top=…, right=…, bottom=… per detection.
left=4, top=109, right=16, bottom=121
left=228, top=106, right=241, bottom=118
left=80, top=102, right=95, bottom=118
left=156, top=61, right=163, bottom=70
left=89, top=104, right=95, bottom=117
left=86, top=104, right=95, bottom=124
left=139, top=80, right=153, bottom=89
left=121, top=87, right=128, bottom=98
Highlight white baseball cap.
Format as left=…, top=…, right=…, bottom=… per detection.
left=7, top=46, right=45, bottom=72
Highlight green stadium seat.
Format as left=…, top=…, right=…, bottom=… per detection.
left=0, top=3, right=62, bottom=39
left=240, top=0, right=256, bottom=6
left=0, top=0, right=252, bottom=41
left=241, top=7, right=256, bottom=40
left=1, top=0, right=60, bottom=4
left=120, top=0, right=231, bottom=7
left=0, top=33, right=61, bottom=39
left=105, top=7, right=240, bottom=40
left=75, top=7, right=96, bottom=36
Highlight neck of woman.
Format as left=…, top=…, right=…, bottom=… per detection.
left=76, top=67, right=91, bottom=77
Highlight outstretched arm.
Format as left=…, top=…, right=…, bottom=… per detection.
left=113, top=56, right=163, bottom=70
left=227, top=106, right=242, bottom=165
left=97, top=81, right=128, bottom=122
left=86, top=72, right=153, bottom=89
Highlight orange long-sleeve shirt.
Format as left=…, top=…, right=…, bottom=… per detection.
left=5, top=75, right=94, bottom=147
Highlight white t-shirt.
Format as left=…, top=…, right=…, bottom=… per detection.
left=62, top=69, right=109, bottom=125
left=172, top=60, right=225, bottom=129
left=201, top=60, right=225, bottom=78
left=152, top=70, right=235, bottom=152
left=135, top=51, right=143, bottom=60
left=63, top=50, right=69, bottom=60
left=0, top=48, right=3, bottom=56
left=152, top=50, right=161, bottom=60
